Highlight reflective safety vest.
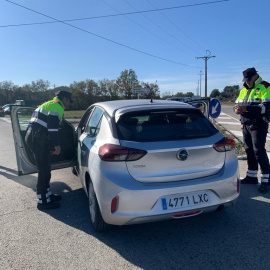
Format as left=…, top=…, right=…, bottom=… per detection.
left=235, top=76, right=270, bottom=124
left=27, top=97, right=65, bottom=146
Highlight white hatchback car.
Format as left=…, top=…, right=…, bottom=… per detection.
left=11, top=99, right=240, bottom=231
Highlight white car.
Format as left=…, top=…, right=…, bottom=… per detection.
left=11, top=99, right=240, bottom=231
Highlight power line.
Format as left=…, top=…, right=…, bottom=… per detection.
left=102, top=0, right=195, bottom=57
left=1, top=0, right=230, bottom=28
left=122, top=0, right=195, bottom=57
left=4, top=0, right=200, bottom=67
left=145, top=0, right=204, bottom=54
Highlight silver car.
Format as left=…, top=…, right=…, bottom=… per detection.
left=11, top=99, right=240, bottom=231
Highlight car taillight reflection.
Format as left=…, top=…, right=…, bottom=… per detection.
left=99, top=144, right=147, bottom=161
left=213, top=137, right=236, bottom=152
left=111, top=196, right=119, bottom=213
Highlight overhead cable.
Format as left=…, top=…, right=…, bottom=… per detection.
left=101, top=0, right=195, bottom=57
left=123, top=0, right=200, bottom=56
left=145, top=0, right=206, bottom=52
left=4, top=0, right=201, bottom=67
left=1, top=0, right=229, bottom=28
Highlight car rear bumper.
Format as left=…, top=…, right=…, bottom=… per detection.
left=124, top=197, right=238, bottom=225
left=91, top=155, right=240, bottom=226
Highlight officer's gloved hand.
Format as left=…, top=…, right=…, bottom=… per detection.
left=51, top=145, right=61, bottom=155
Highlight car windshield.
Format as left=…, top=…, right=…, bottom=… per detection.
left=116, top=109, right=218, bottom=142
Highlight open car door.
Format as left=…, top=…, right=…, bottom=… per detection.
left=187, top=98, right=210, bottom=118
left=11, top=106, right=76, bottom=176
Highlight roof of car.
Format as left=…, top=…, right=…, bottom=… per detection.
left=3, top=103, right=15, bottom=106
left=93, top=99, right=192, bottom=117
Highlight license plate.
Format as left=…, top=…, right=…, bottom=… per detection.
left=162, top=191, right=211, bottom=210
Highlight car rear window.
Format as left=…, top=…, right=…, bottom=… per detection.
left=116, top=109, right=218, bottom=142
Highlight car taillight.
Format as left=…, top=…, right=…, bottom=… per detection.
left=99, top=144, right=147, bottom=161
left=213, top=137, right=236, bottom=152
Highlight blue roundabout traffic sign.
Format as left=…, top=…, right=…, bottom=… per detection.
left=209, top=98, right=221, bottom=118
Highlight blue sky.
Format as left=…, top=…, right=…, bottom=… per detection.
left=1, top=0, right=270, bottom=97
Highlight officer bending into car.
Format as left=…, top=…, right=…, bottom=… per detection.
left=234, top=67, right=270, bottom=193
left=25, top=90, right=73, bottom=210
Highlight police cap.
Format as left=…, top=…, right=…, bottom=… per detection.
left=55, top=90, right=73, bottom=103
left=242, top=67, right=258, bottom=82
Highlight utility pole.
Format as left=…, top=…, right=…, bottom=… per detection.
left=196, top=50, right=215, bottom=97
left=198, top=70, right=203, bottom=97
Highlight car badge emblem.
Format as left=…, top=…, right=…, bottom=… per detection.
left=176, top=149, right=189, bottom=161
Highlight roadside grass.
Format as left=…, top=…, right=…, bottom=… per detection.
left=64, top=110, right=85, bottom=118
left=220, top=101, right=234, bottom=106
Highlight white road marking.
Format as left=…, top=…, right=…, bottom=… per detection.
left=229, top=130, right=243, bottom=137
left=218, top=121, right=241, bottom=125
left=0, top=117, right=11, bottom=123
left=217, top=117, right=231, bottom=120
left=218, top=112, right=240, bottom=122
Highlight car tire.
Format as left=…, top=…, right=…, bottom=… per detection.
left=88, top=181, right=111, bottom=231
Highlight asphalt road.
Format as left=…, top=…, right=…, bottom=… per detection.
left=1, top=115, right=270, bottom=270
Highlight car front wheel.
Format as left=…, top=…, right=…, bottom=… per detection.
left=88, top=181, right=111, bottom=231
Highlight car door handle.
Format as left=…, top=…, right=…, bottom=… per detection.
left=81, top=150, right=86, bottom=156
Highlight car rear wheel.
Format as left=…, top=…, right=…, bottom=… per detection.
left=88, top=181, right=111, bottom=231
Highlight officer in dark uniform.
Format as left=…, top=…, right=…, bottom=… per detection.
left=234, top=68, right=270, bottom=193
left=25, top=90, right=73, bottom=210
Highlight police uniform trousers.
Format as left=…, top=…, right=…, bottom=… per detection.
left=25, top=128, right=52, bottom=204
left=243, top=123, right=270, bottom=181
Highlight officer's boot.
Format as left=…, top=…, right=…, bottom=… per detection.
left=241, top=176, right=258, bottom=184
left=47, top=188, right=62, bottom=202
left=258, top=175, right=270, bottom=193
left=37, top=193, right=60, bottom=210
left=241, top=170, right=258, bottom=184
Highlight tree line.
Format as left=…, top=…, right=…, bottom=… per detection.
left=0, top=69, right=160, bottom=110
left=0, top=68, right=239, bottom=110
left=210, top=85, right=240, bottom=102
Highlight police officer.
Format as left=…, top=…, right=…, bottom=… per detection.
left=25, top=90, right=73, bottom=210
left=234, top=67, right=270, bottom=193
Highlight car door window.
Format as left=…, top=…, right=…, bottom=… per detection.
left=79, top=108, right=93, bottom=134
left=85, top=107, right=103, bottom=137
